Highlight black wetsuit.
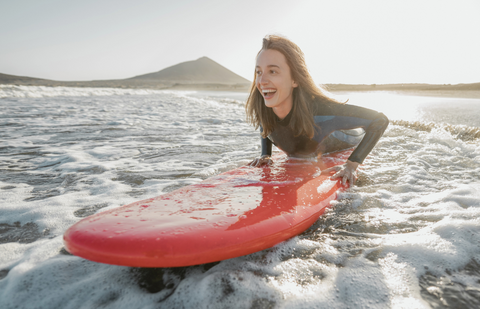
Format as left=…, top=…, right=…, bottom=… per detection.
left=261, top=97, right=389, bottom=163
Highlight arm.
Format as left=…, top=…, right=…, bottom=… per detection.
left=348, top=113, right=389, bottom=163
left=261, top=135, right=272, bottom=157
left=317, top=103, right=389, bottom=184
left=315, top=102, right=389, bottom=163
left=250, top=129, right=273, bottom=167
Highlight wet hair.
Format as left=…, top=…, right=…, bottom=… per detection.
left=245, top=34, right=342, bottom=138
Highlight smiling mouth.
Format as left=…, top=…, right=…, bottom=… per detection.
left=262, top=89, right=277, bottom=99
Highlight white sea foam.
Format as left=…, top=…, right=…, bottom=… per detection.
left=0, top=84, right=193, bottom=98
left=1, top=87, right=480, bottom=308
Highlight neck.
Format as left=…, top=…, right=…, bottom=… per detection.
left=272, top=101, right=292, bottom=120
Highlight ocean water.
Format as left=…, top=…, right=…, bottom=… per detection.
left=1, top=85, right=480, bottom=309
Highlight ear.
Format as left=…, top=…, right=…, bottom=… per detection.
left=292, top=80, right=298, bottom=88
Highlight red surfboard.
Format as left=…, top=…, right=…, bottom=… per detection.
left=63, top=150, right=351, bottom=267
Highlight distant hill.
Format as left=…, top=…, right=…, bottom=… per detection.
left=0, top=73, right=52, bottom=84
left=0, top=57, right=251, bottom=91
left=129, top=56, right=250, bottom=84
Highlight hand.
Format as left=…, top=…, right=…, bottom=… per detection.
left=249, top=155, right=273, bottom=167
left=328, top=160, right=360, bottom=186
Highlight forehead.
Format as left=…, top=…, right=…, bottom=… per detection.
left=256, top=49, right=288, bottom=68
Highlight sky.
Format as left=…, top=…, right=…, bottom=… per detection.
left=1, top=0, right=479, bottom=85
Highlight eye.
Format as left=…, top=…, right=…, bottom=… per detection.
left=270, top=70, right=277, bottom=74
left=255, top=70, right=262, bottom=75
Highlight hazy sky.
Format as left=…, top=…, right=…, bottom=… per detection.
left=1, top=0, right=479, bottom=84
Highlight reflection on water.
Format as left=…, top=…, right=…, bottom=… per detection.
left=334, top=92, right=480, bottom=127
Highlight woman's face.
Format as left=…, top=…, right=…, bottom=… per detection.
left=256, top=49, right=297, bottom=119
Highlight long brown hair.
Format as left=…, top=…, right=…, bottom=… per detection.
left=245, top=35, right=342, bottom=138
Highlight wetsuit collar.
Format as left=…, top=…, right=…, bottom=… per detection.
left=275, top=108, right=293, bottom=126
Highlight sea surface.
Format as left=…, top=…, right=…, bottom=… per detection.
left=1, top=85, right=480, bottom=309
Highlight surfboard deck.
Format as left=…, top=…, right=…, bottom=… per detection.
left=63, top=150, right=351, bottom=267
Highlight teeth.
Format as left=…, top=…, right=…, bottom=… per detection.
left=263, top=89, right=276, bottom=93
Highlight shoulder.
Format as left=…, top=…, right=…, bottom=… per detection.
left=311, top=96, right=339, bottom=115
left=311, top=96, right=382, bottom=119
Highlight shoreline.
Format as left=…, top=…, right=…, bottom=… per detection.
left=329, top=89, right=480, bottom=99
left=2, top=82, right=480, bottom=99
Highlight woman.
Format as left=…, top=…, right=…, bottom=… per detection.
left=246, top=35, right=389, bottom=185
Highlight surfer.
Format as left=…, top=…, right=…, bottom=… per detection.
left=246, top=35, right=389, bottom=185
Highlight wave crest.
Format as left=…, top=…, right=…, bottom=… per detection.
left=392, top=120, right=480, bottom=141
left=0, top=85, right=190, bottom=98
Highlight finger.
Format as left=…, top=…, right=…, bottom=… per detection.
left=347, top=174, right=352, bottom=185
left=332, top=170, right=344, bottom=179
left=329, top=166, right=342, bottom=172
left=252, top=158, right=270, bottom=167
left=330, top=165, right=345, bottom=176
left=322, top=167, right=336, bottom=174
left=321, top=168, right=332, bottom=175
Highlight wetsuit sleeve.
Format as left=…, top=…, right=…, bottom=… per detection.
left=260, top=127, right=272, bottom=157
left=348, top=114, right=389, bottom=163
left=314, top=102, right=389, bottom=163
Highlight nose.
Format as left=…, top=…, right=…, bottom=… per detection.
left=258, top=74, right=269, bottom=85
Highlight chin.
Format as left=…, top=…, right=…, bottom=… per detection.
left=264, top=101, right=278, bottom=109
